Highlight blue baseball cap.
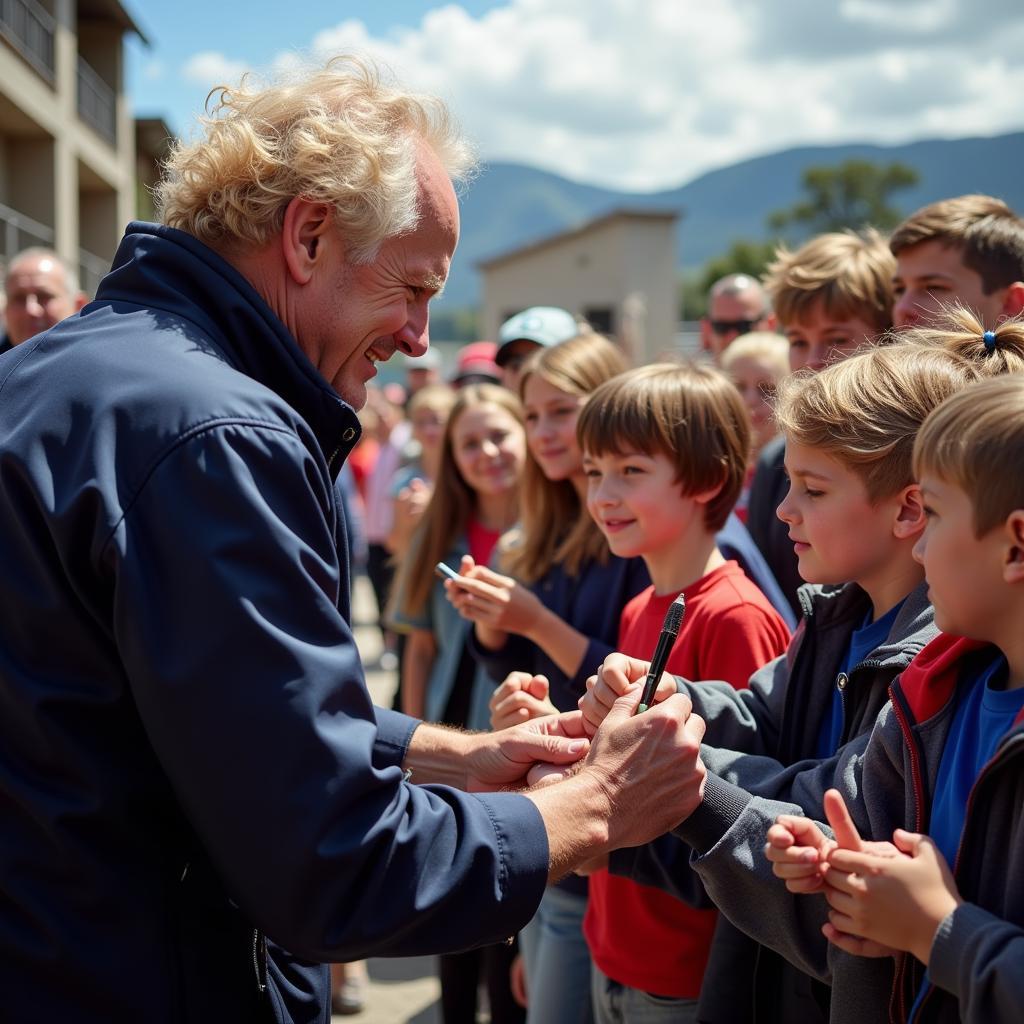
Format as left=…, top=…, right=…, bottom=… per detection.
left=496, top=306, right=578, bottom=366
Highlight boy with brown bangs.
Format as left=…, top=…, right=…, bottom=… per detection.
left=766, top=371, right=1024, bottom=1024
left=890, top=193, right=1024, bottom=330
left=749, top=229, right=895, bottom=616
left=576, top=362, right=792, bottom=1024
left=580, top=345, right=979, bottom=1024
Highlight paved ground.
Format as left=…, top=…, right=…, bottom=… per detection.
left=336, top=574, right=443, bottom=1024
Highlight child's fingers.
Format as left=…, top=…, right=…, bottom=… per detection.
left=823, top=789, right=864, bottom=852
left=771, top=814, right=830, bottom=853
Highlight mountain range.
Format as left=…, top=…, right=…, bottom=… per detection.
left=439, top=130, right=1024, bottom=310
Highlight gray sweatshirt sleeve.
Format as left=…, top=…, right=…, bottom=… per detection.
left=676, top=652, right=792, bottom=758
left=678, top=706, right=909, bottom=982
left=929, top=902, right=1024, bottom=1023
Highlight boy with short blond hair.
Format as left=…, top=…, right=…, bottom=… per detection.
left=890, top=193, right=1024, bottom=329
left=767, top=372, right=1024, bottom=1023
left=583, top=345, right=980, bottom=1023
left=750, top=229, right=896, bottom=614
left=577, top=362, right=792, bottom=1024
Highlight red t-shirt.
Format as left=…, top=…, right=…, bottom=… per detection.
left=467, top=517, right=502, bottom=568
left=583, top=560, right=791, bottom=998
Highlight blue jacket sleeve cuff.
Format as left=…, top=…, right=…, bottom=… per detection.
left=372, top=706, right=420, bottom=770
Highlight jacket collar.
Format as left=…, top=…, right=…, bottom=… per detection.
left=95, top=222, right=361, bottom=477
left=896, top=633, right=992, bottom=722
left=796, top=579, right=936, bottom=672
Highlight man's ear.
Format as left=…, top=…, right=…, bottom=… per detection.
left=1002, top=281, right=1024, bottom=319
left=280, top=197, right=335, bottom=285
left=893, top=484, right=926, bottom=540
left=1002, top=510, right=1024, bottom=585
left=73, top=292, right=88, bottom=312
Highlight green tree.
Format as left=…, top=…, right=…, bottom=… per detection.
left=767, top=159, right=919, bottom=236
left=680, top=239, right=779, bottom=319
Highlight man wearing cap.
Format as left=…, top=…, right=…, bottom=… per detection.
left=452, top=340, right=501, bottom=387
left=699, top=273, right=774, bottom=362
left=496, top=305, right=580, bottom=387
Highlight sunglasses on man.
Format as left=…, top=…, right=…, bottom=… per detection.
left=709, top=318, right=760, bottom=336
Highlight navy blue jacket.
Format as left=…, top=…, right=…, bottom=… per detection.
left=0, top=223, right=549, bottom=1023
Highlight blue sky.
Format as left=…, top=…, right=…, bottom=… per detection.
left=125, top=0, right=1024, bottom=192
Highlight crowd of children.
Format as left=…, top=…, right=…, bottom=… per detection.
left=344, top=192, right=1024, bottom=1024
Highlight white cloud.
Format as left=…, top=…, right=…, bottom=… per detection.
left=176, top=0, right=1024, bottom=191
left=181, top=51, right=250, bottom=87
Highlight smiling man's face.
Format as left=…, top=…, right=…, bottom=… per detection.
left=297, top=144, right=459, bottom=411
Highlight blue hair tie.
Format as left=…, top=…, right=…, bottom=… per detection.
left=983, top=330, right=997, bottom=352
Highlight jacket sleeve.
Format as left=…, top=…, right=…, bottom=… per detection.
left=674, top=652, right=790, bottom=758
left=929, top=902, right=1024, bottom=1022
left=680, top=707, right=908, bottom=983
left=106, top=421, right=549, bottom=961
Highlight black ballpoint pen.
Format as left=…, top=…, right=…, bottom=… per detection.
left=636, top=593, right=686, bottom=713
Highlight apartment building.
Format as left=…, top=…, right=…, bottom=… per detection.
left=0, top=0, right=141, bottom=296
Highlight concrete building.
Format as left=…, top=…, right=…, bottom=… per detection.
left=0, top=0, right=143, bottom=295
left=478, top=209, right=679, bottom=364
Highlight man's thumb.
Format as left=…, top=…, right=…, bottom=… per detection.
left=527, top=675, right=550, bottom=699
left=604, top=684, right=644, bottom=725
left=893, top=829, right=924, bottom=856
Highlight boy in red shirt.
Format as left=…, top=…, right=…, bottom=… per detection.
left=576, top=363, right=791, bottom=1022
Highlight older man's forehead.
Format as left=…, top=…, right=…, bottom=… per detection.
left=7, top=255, right=69, bottom=293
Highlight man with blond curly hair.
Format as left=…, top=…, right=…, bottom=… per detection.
left=0, top=58, right=708, bottom=1023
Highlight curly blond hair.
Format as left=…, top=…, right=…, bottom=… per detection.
left=155, top=56, right=474, bottom=262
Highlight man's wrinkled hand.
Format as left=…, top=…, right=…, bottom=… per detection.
left=465, top=711, right=590, bottom=792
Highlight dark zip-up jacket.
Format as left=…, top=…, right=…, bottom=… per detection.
left=611, top=580, right=936, bottom=1022
left=820, top=634, right=1024, bottom=1024
left=0, top=223, right=549, bottom=1023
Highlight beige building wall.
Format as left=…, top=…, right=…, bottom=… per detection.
left=479, top=211, right=678, bottom=365
left=0, top=0, right=139, bottom=295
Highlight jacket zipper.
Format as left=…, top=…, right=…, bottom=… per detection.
left=896, top=711, right=1024, bottom=1021
left=252, top=929, right=267, bottom=994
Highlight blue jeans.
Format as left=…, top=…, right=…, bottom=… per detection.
left=519, top=886, right=593, bottom=1024
left=591, top=964, right=698, bottom=1024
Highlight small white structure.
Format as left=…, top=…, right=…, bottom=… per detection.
left=478, top=208, right=678, bottom=364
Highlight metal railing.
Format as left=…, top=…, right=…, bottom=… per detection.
left=78, top=246, right=109, bottom=299
left=0, top=199, right=55, bottom=265
left=77, top=55, right=116, bottom=145
left=0, top=0, right=55, bottom=82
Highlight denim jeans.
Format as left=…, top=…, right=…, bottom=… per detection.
left=519, top=886, right=594, bottom=1024
left=591, top=963, right=698, bottom=1024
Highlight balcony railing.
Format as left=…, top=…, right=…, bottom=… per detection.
left=78, top=246, right=109, bottom=299
left=0, top=0, right=55, bottom=83
left=77, top=56, right=116, bottom=145
left=0, top=200, right=54, bottom=264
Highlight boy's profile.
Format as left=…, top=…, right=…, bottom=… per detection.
left=768, top=366, right=1024, bottom=1023
left=577, top=362, right=791, bottom=1024
left=890, top=193, right=1024, bottom=329
left=749, top=228, right=895, bottom=614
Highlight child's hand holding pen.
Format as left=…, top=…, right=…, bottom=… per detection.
left=579, top=653, right=680, bottom=735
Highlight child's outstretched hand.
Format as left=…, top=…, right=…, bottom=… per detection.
left=765, top=789, right=898, bottom=896
left=489, top=672, right=557, bottom=731
left=765, top=813, right=837, bottom=893
left=823, top=793, right=961, bottom=965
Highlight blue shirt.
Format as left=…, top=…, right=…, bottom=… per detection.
left=814, top=599, right=905, bottom=759
left=911, top=653, right=1024, bottom=1019
left=929, top=654, right=1024, bottom=866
